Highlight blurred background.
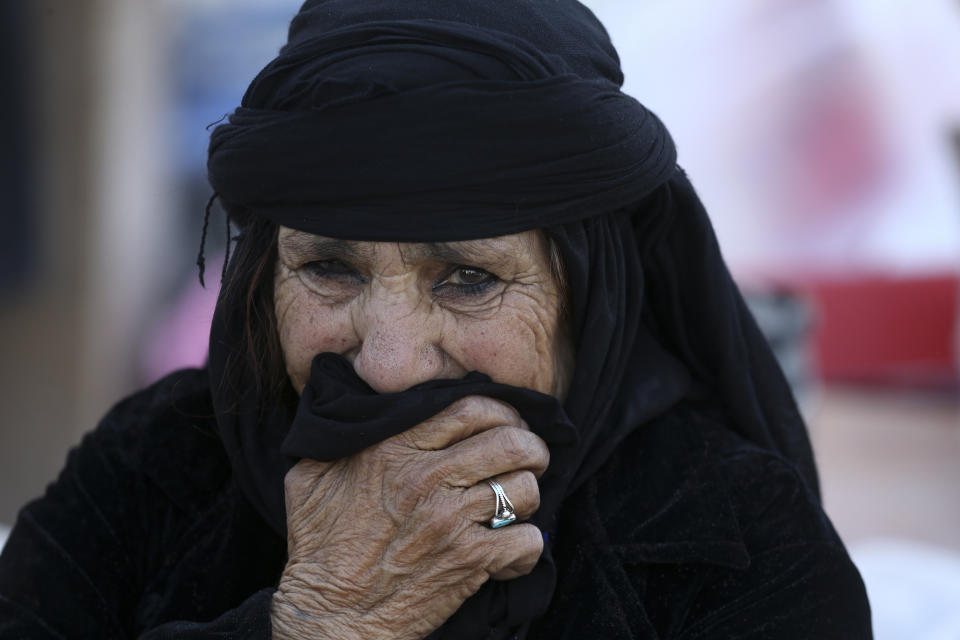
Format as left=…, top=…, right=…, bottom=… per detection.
left=1, top=0, right=958, bottom=636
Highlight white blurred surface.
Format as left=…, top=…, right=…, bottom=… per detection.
left=851, top=538, right=960, bottom=640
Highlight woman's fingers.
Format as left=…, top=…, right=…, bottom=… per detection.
left=435, top=425, right=550, bottom=487
left=275, top=395, right=550, bottom=640
left=460, top=470, right=541, bottom=524
left=476, top=522, right=544, bottom=581
left=397, top=395, right=528, bottom=451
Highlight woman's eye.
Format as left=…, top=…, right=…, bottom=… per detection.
left=434, top=266, right=498, bottom=295
left=302, top=259, right=363, bottom=282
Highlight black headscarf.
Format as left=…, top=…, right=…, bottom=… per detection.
left=206, top=1, right=818, bottom=638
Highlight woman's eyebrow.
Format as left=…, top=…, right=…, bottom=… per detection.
left=280, top=234, right=373, bottom=262
left=413, top=240, right=514, bottom=268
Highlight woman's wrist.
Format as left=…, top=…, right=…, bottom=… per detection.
left=270, top=585, right=370, bottom=640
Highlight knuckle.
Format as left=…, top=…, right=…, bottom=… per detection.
left=394, top=473, right=426, bottom=511
left=539, top=438, right=550, bottom=467
left=489, top=398, right=523, bottom=428
left=394, top=427, right=427, bottom=450
left=283, top=462, right=310, bottom=494
left=446, top=395, right=486, bottom=422
left=420, top=517, right=449, bottom=545
left=531, top=437, right=550, bottom=471
left=525, top=525, right=545, bottom=554
left=517, top=471, right=541, bottom=511
left=510, top=526, right=544, bottom=565
left=395, top=459, right=446, bottom=510
left=416, top=497, right=456, bottom=539
left=495, top=428, right=534, bottom=465
left=445, top=395, right=521, bottom=429
left=485, top=524, right=543, bottom=574
left=394, top=481, right=423, bottom=513
left=282, top=460, right=330, bottom=519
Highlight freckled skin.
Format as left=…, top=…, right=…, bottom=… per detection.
left=273, top=227, right=574, bottom=399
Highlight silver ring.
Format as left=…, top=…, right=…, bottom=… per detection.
left=486, top=479, right=517, bottom=528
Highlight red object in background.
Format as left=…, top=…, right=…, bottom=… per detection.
left=801, top=274, right=959, bottom=388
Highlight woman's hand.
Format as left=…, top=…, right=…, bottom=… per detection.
left=270, top=395, right=549, bottom=640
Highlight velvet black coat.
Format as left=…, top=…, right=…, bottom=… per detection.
left=0, top=369, right=872, bottom=638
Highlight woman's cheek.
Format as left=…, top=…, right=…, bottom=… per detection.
left=449, top=314, right=554, bottom=394
left=277, top=286, right=356, bottom=393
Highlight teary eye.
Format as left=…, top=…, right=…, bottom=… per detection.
left=434, top=266, right=498, bottom=296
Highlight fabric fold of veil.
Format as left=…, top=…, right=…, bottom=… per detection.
left=206, top=1, right=818, bottom=638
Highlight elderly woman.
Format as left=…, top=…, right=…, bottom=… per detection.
left=0, top=1, right=871, bottom=638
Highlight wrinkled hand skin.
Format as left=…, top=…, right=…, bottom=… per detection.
left=270, top=396, right=550, bottom=640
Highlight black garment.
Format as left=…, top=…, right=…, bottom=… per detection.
left=0, top=369, right=871, bottom=638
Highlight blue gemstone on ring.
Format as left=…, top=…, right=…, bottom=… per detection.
left=491, top=513, right=517, bottom=528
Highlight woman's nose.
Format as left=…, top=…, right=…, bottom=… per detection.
left=351, top=288, right=446, bottom=394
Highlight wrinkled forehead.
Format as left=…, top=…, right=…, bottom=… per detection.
left=277, top=226, right=547, bottom=266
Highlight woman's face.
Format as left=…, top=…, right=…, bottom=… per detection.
left=274, top=226, right=574, bottom=399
